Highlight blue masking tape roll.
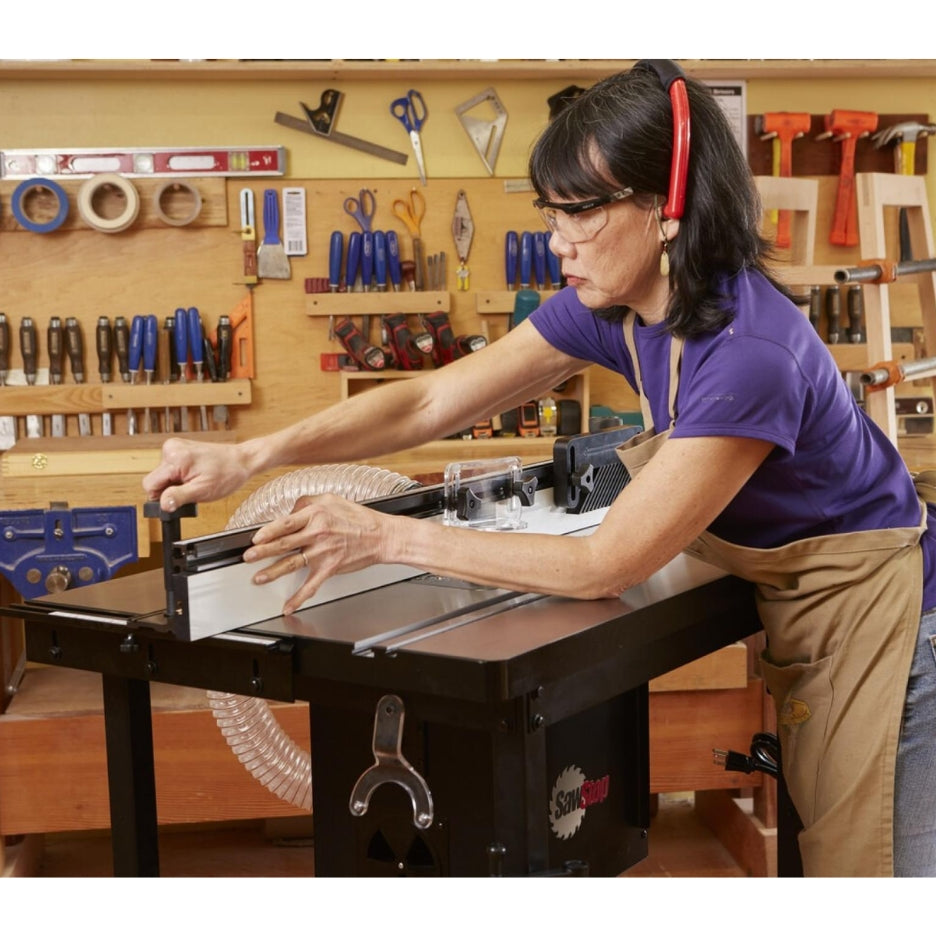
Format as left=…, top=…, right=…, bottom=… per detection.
left=11, top=177, right=70, bottom=233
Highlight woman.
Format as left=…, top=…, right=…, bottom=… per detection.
left=143, top=61, right=935, bottom=876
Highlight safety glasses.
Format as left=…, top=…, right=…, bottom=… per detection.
left=533, top=188, right=634, bottom=243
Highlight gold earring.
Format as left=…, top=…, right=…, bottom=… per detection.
left=656, top=206, right=670, bottom=277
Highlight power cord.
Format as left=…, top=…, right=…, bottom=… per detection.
left=713, top=731, right=780, bottom=779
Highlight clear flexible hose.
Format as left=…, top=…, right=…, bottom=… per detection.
left=207, top=465, right=419, bottom=810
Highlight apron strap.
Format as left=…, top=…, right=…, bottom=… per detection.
left=622, top=311, right=683, bottom=432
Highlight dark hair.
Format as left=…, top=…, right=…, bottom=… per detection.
left=529, top=65, right=789, bottom=338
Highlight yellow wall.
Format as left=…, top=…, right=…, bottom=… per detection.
left=1, top=60, right=934, bottom=447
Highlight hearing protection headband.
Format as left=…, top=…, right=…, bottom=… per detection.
left=634, top=59, right=690, bottom=221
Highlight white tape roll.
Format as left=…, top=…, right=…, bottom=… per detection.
left=153, top=180, right=202, bottom=226
left=76, top=173, right=140, bottom=233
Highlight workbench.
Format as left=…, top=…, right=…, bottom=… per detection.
left=8, top=549, right=763, bottom=877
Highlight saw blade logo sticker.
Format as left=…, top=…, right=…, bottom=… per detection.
left=548, top=765, right=611, bottom=840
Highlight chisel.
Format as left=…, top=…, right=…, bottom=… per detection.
left=825, top=284, right=841, bottom=344
left=96, top=316, right=114, bottom=435
left=546, top=238, right=561, bottom=289
left=127, top=315, right=143, bottom=435
left=143, top=314, right=159, bottom=432
left=533, top=232, right=547, bottom=290
left=187, top=307, right=209, bottom=431
left=65, top=317, right=92, bottom=436
left=328, top=230, right=343, bottom=341
left=505, top=231, right=519, bottom=290
left=19, top=317, right=41, bottom=438
left=374, top=232, right=388, bottom=291
left=808, top=285, right=821, bottom=334
left=174, top=309, right=190, bottom=431
left=0, top=313, right=16, bottom=449
left=47, top=316, right=66, bottom=437
left=163, top=315, right=177, bottom=432
left=847, top=284, right=864, bottom=343
left=114, top=316, right=130, bottom=434
left=386, top=231, right=402, bottom=291
left=520, top=232, right=533, bottom=289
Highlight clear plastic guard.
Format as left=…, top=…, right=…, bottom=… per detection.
left=443, top=456, right=527, bottom=530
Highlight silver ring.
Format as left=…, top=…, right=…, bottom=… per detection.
left=300, top=550, right=309, bottom=567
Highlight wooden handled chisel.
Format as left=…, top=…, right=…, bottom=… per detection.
left=20, top=317, right=42, bottom=438
left=47, top=316, right=66, bottom=436
left=65, top=317, right=92, bottom=436
left=96, top=316, right=113, bottom=435
left=0, top=313, right=16, bottom=449
left=114, top=316, right=130, bottom=434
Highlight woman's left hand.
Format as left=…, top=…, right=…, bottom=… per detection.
left=242, top=494, right=391, bottom=614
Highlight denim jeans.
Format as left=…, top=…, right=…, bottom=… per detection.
left=894, top=606, right=936, bottom=876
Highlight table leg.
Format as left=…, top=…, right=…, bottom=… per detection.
left=101, top=674, right=160, bottom=876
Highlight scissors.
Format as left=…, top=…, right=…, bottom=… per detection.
left=390, top=90, right=428, bottom=186
left=392, top=189, right=427, bottom=290
left=343, top=188, right=376, bottom=232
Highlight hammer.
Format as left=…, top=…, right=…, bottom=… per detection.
left=872, top=119, right=936, bottom=260
left=757, top=112, right=811, bottom=248
left=817, top=109, right=879, bottom=247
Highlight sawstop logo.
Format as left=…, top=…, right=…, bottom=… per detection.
left=548, top=765, right=611, bottom=840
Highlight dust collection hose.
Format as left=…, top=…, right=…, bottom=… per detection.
left=207, top=464, right=420, bottom=810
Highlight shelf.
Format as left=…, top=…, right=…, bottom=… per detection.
left=306, top=292, right=450, bottom=317
left=2, top=60, right=935, bottom=82
left=0, top=378, right=251, bottom=416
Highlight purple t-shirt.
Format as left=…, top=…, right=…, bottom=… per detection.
left=530, top=269, right=936, bottom=610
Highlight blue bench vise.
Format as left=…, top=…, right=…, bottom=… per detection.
left=0, top=502, right=138, bottom=598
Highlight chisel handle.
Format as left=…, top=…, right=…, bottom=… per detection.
left=20, top=318, right=38, bottom=384
left=114, top=316, right=130, bottom=382
left=96, top=317, right=113, bottom=382
left=144, top=315, right=158, bottom=374
left=520, top=232, right=533, bottom=288
left=374, top=231, right=388, bottom=290
left=386, top=231, right=402, bottom=290
left=174, top=308, right=189, bottom=376
left=533, top=232, right=547, bottom=289
left=545, top=237, right=561, bottom=288
left=129, top=316, right=144, bottom=376
left=361, top=232, right=374, bottom=291
left=328, top=231, right=343, bottom=291
left=0, top=313, right=9, bottom=381
left=505, top=231, right=518, bottom=290
left=346, top=231, right=362, bottom=290
left=825, top=285, right=841, bottom=344
left=65, top=317, right=85, bottom=382
left=808, top=285, right=821, bottom=333
left=217, top=315, right=233, bottom=381
left=47, top=317, right=64, bottom=384
left=187, top=308, right=203, bottom=368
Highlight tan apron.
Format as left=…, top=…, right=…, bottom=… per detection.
left=618, top=312, right=925, bottom=876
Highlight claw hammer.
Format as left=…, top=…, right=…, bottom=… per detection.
left=757, top=112, right=810, bottom=248
left=872, top=119, right=936, bottom=261
left=818, top=109, right=878, bottom=247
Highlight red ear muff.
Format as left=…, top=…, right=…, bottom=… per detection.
left=634, top=59, right=691, bottom=220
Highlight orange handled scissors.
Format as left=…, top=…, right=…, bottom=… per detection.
left=392, top=189, right=426, bottom=290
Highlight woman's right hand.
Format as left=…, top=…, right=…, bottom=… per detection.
left=142, top=437, right=253, bottom=511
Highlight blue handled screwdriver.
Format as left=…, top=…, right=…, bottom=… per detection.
left=374, top=232, right=388, bottom=291
left=174, top=308, right=190, bottom=431
left=187, top=307, right=209, bottom=431
left=520, top=231, right=534, bottom=289
left=505, top=231, right=518, bottom=290
left=360, top=231, right=374, bottom=340
left=533, top=232, right=547, bottom=290
left=386, top=231, right=402, bottom=291
left=143, top=314, right=158, bottom=432
left=346, top=231, right=362, bottom=292
left=128, top=315, right=144, bottom=435
left=328, top=231, right=343, bottom=340
left=545, top=236, right=561, bottom=289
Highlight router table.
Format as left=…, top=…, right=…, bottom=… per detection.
left=4, top=458, right=764, bottom=877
